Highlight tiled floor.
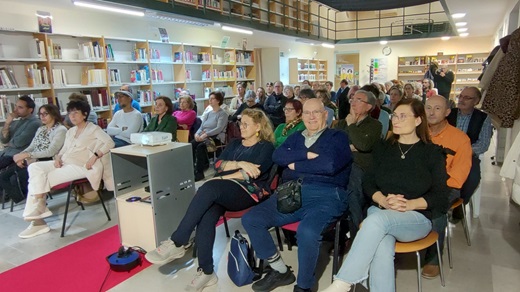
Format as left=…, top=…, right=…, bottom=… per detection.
left=1, top=135, right=519, bottom=291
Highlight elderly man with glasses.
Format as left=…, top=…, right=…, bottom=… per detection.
left=334, top=89, right=382, bottom=238
left=243, top=98, right=353, bottom=292
left=447, top=87, right=493, bottom=207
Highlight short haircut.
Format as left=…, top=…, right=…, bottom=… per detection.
left=315, top=88, right=331, bottom=103
left=325, top=81, right=333, bottom=87
left=389, top=85, right=404, bottom=97
left=156, top=96, right=174, bottom=115
left=340, top=79, right=348, bottom=85
left=66, top=100, right=91, bottom=121
left=294, top=85, right=300, bottom=90
left=274, top=81, right=284, bottom=87
left=299, top=88, right=316, bottom=100
left=211, top=91, right=225, bottom=106
left=355, top=89, right=377, bottom=110
left=244, top=90, right=256, bottom=100
left=266, top=82, right=273, bottom=86
left=465, top=86, right=482, bottom=101
left=179, top=95, right=194, bottom=110
left=283, top=85, right=294, bottom=94
left=19, top=95, right=36, bottom=110
left=39, top=104, right=63, bottom=125
left=360, top=84, right=381, bottom=100
left=286, top=99, right=303, bottom=116
left=68, top=92, right=89, bottom=103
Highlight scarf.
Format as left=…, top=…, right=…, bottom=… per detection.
left=282, top=117, right=302, bottom=136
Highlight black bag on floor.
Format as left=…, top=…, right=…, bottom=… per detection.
left=228, top=230, right=256, bottom=286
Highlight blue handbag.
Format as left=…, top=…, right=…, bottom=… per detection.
left=228, top=230, right=256, bottom=286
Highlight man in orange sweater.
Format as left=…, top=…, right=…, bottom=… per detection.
left=423, top=95, right=472, bottom=278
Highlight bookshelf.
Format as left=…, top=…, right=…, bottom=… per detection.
left=288, top=58, right=328, bottom=84
left=0, top=30, right=257, bottom=120
left=397, top=53, right=488, bottom=99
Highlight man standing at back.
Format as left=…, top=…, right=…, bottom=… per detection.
left=423, top=94, right=472, bottom=279
left=447, top=86, right=493, bottom=207
left=336, top=79, right=350, bottom=119
left=107, top=90, right=143, bottom=147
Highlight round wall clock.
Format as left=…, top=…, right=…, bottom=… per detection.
left=382, top=46, right=392, bottom=56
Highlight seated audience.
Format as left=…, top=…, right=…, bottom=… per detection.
left=294, top=85, right=301, bottom=99
left=113, top=84, right=141, bottom=113
left=19, top=100, right=114, bottom=239
left=107, top=90, right=144, bottom=147
left=422, top=78, right=438, bottom=99
left=265, top=82, right=274, bottom=96
left=334, top=89, right=382, bottom=237
left=0, top=104, right=66, bottom=204
left=0, top=95, right=41, bottom=174
left=311, top=81, right=320, bottom=91
left=229, top=90, right=264, bottom=122
left=143, top=96, right=177, bottom=141
left=256, top=87, right=268, bottom=106
left=173, top=95, right=197, bottom=130
left=325, top=81, right=337, bottom=103
left=145, top=109, right=275, bottom=291
left=315, top=88, right=336, bottom=126
left=404, top=82, right=423, bottom=100
left=192, top=91, right=228, bottom=181
left=230, top=82, right=246, bottom=115
left=243, top=99, right=352, bottom=292
left=422, top=95, right=472, bottom=278
left=384, top=86, right=404, bottom=112
left=274, top=99, right=305, bottom=148
left=322, top=98, right=449, bottom=292
left=448, top=86, right=493, bottom=205
left=264, top=81, right=287, bottom=127
left=63, top=93, right=98, bottom=127
left=283, top=85, right=295, bottom=100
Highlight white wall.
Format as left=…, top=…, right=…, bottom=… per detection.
left=331, top=36, right=494, bottom=86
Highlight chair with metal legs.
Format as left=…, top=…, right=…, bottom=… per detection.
left=446, top=198, right=471, bottom=269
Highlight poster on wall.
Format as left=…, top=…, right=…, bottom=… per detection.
left=338, top=64, right=355, bottom=84
left=371, top=57, right=388, bottom=83
left=158, top=28, right=169, bottom=43
left=36, top=11, right=53, bottom=33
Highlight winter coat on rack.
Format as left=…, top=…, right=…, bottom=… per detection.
left=482, top=27, right=520, bottom=128
left=500, top=131, right=520, bottom=205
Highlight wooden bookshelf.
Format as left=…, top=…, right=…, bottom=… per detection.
left=0, top=30, right=257, bottom=119
left=289, top=58, right=328, bottom=85
left=397, top=53, right=488, bottom=99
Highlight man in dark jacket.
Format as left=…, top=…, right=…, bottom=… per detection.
left=264, top=81, right=287, bottom=127
left=336, top=79, right=351, bottom=120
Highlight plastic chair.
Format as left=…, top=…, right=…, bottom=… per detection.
left=446, top=198, right=471, bottom=269
left=51, top=178, right=111, bottom=237
left=395, top=231, right=445, bottom=292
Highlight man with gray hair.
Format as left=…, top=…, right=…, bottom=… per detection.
left=334, top=89, right=382, bottom=237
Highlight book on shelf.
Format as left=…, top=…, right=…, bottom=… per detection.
left=97, top=117, right=108, bottom=129
left=25, top=64, right=49, bottom=87
left=85, top=68, right=107, bottom=85
left=47, top=39, right=62, bottom=60
left=185, top=69, right=192, bottom=81
left=52, top=69, right=68, bottom=86
left=149, top=48, right=161, bottom=61
left=174, top=52, right=183, bottom=63
left=136, top=90, right=156, bottom=106
left=150, top=68, right=164, bottom=82
left=81, top=88, right=109, bottom=110
left=201, top=69, right=211, bottom=81
left=105, top=44, right=114, bottom=61
left=236, top=51, right=253, bottom=64
left=132, top=47, right=147, bottom=61
left=224, top=51, right=235, bottom=64
left=109, top=68, right=121, bottom=85
left=457, top=56, right=465, bottom=63
left=0, top=95, right=15, bottom=120
left=78, top=41, right=104, bottom=61
left=0, top=67, right=19, bottom=89
left=130, top=65, right=150, bottom=83
left=29, top=38, right=46, bottom=58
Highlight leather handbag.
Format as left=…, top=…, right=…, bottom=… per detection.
left=276, top=178, right=303, bottom=214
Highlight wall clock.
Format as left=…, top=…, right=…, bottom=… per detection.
left=382, top=46, right=392, bottom=56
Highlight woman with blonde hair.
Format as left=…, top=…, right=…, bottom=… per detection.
left=146, top=108, right=275, bottom=291
left=173, top=95, right=196, bottom=130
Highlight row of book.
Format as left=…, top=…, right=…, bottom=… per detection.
left=212, top=69, right=234, bottom=80
left=185, top=51, right=211, bottom=63
left=236, top=67, right=251, bottom=79
left=131, top=47, right=148, bottom=62
left=109, top=68, right=121, bottom=84
left=82, top=88, right=110, bottom=110
left=130, top=66, right=150, bottom=83
left=86, top=69, right=107, bottom=85
left=25, top=64, right=49, bottom=87
left=0, top=67, right=19, bottom=88
left=30, top=38, right=46, bottom=58
left=79, top=41, right=104, bottom=60
left=236, top=52, right=253, bottom=64
left=136, top=90, right=157, bottom=106
left=150, top=69, right=164, bottom=82
left=52, top=69, right=68, bottom=86
left=47, top=39, right=62, bottom=60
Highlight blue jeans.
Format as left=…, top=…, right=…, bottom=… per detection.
left=242, top=183, right=349, bottom=289
left=112, top=137, right=130, bottom=148
left=334, top=206, right=432, bottom=292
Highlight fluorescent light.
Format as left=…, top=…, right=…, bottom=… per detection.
left=145, top=11, right=213, bottom=26
left=457, top=28, right=468, bottom=32
left=452, top=13, right=466, bottom=19
left=322, top=43, right=335, bottom=48
left=455, top=22, right=467, bottom=27
left=222, top=26, right=253, bottom=35
left=459, top=33, right=469, bottom=37
left=379, top=40, right=388, bottom=45
left=74, top=1, right=144, bottom=16
left=441, top=36, right=451, bottom=41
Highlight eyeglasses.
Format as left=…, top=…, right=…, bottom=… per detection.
left=349, top=98, right=370, bottom=104
left=283, top=107, right=295, bottom=112
left=237, top=121, right=249, bottom=129
left=302, top=110, right=324, bottom=116
left=39, top=112, right=49, bottom=117
left=457, top=95, right=476, bottom=101
left=390, top=113, right=415, bottom=121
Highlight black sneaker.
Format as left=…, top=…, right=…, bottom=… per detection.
left=293, top=285, right=311, bottom=292
left=252, top=266, right=296, bottom=292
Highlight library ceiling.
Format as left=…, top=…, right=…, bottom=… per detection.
left=317, top=0, right=438, bottom=11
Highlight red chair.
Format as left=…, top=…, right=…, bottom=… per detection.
left=51, top=178, right=111, bottom=237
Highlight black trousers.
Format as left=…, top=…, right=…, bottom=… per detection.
left=190, top=138, right=222, bottom=175
left=170, top=180, right=256, bottom=274
left=460, top=155, right=481, bottom=204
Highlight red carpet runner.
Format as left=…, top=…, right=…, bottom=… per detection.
left=0, top=226, right=151, bottom=292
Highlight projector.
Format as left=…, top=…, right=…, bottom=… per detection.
left=130, top=132, right=172, bottom=146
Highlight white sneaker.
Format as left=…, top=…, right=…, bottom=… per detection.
left=24, top=197, right=52, bottom=221
left=320, top=280, right=352, bottom=292
left=186, top=268, right=218, bottom=291
left=19, top=220, right=51, bottom=239
left=145, top=238, right=186, bottom=265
